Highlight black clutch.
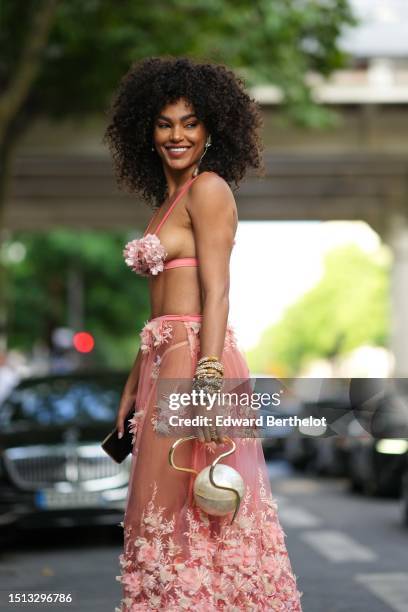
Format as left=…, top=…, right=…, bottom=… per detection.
left=101, top=407, right=135, bottom=463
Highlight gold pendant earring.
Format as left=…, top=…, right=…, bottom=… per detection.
left=193, top=136, right=211, bottom=177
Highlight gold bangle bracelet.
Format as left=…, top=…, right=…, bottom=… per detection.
left=195, top=362, right=224, bottom=370
left=197, top=355, right=220, bottom=365
left=195, top=367, right=223, bottom=375
left=195, top=366, right=224, bottom=374
left=195, top=369, right=224, bottom=377
left=196, top=361, right=224, bottom=371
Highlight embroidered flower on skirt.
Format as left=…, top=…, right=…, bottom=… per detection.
left=140, top=320, right=173, bottom=354
left=128, top=409, right=145, bottom=445
left=183, top=321, right=201, bottom=358
left=183, top=321, right=237, bottom=358
left=224, top=325, right=238, bottom=351
left=151, top=355, right=161, bottom=380
left=151, top=409, right=172, bottom=435
left=123, top=234, right=167, bottom=277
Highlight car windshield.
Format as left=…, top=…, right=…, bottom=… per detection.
left=0, top=375, right=127, bottom=427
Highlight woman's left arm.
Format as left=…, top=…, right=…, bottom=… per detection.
left=188, top=173, right=237, bottom=360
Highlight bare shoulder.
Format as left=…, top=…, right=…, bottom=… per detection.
left=187, top=171, right=236, bottom=217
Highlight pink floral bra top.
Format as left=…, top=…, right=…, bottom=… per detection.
left=123, top=173, right=235, bottom=277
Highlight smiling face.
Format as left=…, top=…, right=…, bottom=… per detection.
left=152, top=98, right=208, bottom=175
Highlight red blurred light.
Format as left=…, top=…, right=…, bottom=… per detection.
left=73, top=332, right=94, bottom=353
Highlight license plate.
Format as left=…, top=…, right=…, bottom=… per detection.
left=35, top=489, right=103, bottom=509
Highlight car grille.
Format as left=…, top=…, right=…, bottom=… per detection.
left=13, top=455, right=68, bottom=483
left=3, top=445, right=127, bottom=490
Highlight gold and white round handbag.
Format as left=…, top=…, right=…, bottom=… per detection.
left=168, top=435, right=245, bottom=524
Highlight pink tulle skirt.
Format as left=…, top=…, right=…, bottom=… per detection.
left=116, top=314, right=303, bottom=611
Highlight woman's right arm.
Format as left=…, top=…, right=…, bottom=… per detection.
left=116, top=348, right=143, bottom=438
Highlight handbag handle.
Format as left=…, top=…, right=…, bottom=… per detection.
left=168, top=435, right=242, bottom=523
left=168, top=435, right=199, bottom=475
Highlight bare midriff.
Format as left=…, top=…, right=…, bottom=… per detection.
left=149, top=266, right=202, bottom=318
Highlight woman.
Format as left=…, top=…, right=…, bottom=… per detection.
left=104, top=57, right=303, bottom=611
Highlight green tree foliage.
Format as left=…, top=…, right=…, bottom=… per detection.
left=247, top=244, right=390, bottom=376
left=0, top=0, right=356, bottom=127
left=4, top=230, right=150, bottom=366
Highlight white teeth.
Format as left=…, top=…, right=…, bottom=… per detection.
left=168, top=147, right=188, bottom=151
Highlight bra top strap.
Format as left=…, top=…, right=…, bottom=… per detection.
left=155, top=174, right=200, bottom=235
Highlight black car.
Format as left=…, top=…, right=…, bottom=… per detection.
left=347, top=429, right=408, bottom=497
left=347, top=386, right=408, bottom=497
left=0, top=370, right=131, bottom=530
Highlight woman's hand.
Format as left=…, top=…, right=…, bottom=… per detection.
left=192, top=395, right=225, bottom=444
left=116, top=393, right=136, bottom=439
left=195, top=421, right=225, bottom=445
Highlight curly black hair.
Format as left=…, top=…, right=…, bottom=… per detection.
left=103, top=56, right=264, bottom=208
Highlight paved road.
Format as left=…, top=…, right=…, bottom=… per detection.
left=269, top=461, right=408, bottom=612
left=0, top=460, right=407, bottom=611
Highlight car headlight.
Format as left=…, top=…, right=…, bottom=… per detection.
left=375, top=439, right=408, bottom=454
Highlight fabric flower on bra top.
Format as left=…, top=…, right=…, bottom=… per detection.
left=123, top=234, right=167, bottom=276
